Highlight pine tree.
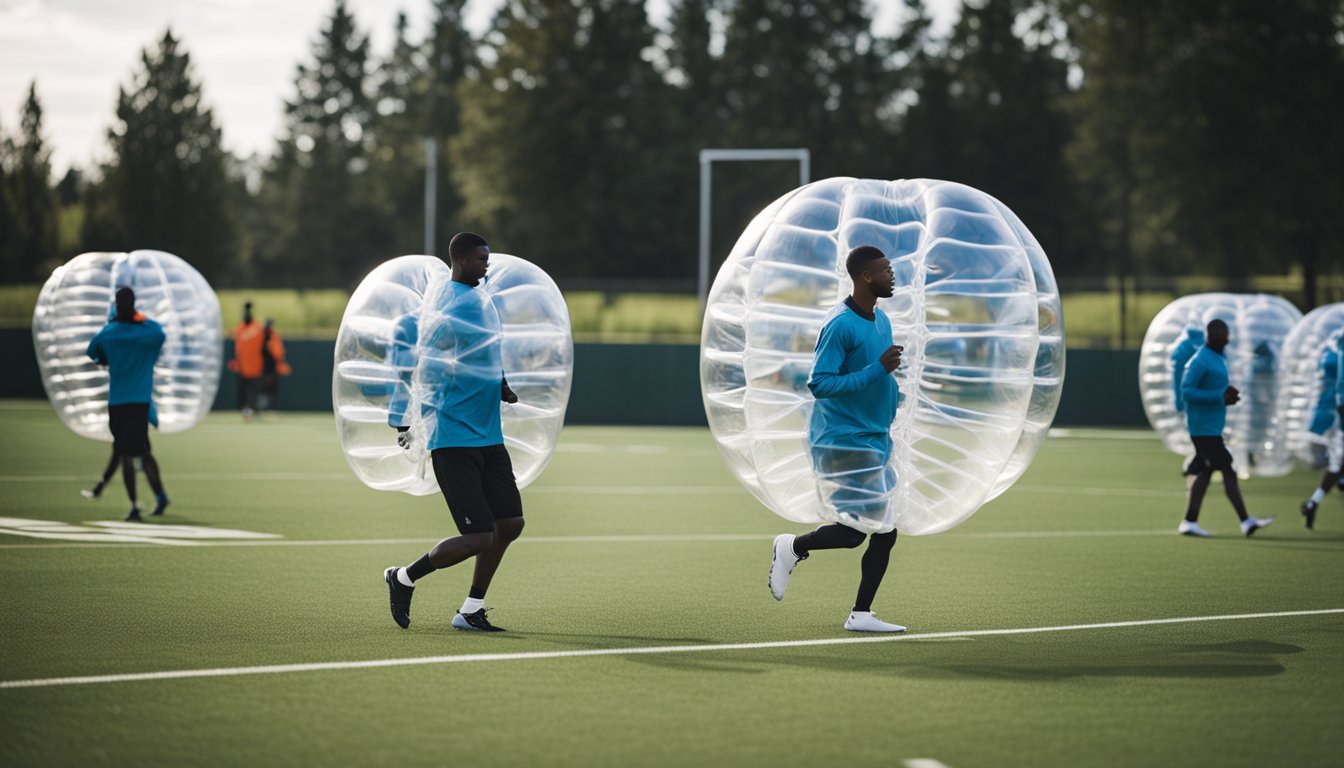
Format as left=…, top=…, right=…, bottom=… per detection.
left=255, top=0, right=384, bottom=286
left=1, top=82, right=60, bottom=282
left=80, top=31, right=239, bottom=283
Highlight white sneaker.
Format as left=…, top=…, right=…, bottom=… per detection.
left=1178, top=520, right=1213, bottom=537
left=768, top=534, right=804, bottom=601
left=844, top=611, right=906, bottom=633
left=1240, top=516, right=1276, bottom=537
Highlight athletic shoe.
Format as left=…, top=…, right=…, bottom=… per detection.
left=81, top=481, right=104, bottom=500
left=844, top=611, right=906, bottom=633
left=1301, top=500, right=1318, bottom=530
left=768, top=533, right=805, bottom=601
left=383, top=567, right=413, bottom=629
left=452, top=608, right=505, bottom=632
left=124, top=507, right=142, bottom=522
left=1177, top=520, right=1212, bottom=537
left=151, top=494, right=170, bottom=516
left=1241, top=516, right=1276, bottom=537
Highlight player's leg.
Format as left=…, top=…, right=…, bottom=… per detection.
left=844, top=529, right=905, bottom=632
left=383, top=448, right=495, bottom=629
left=1201, top=437, right=1275, bottom=536
left=142, top=449, right=170, bottom=516
left=1179, top=438, right=1215, bottom=536
left=1302, top=429, right=1342, bottom=529
left=769, top=523, right=864, bottom=601
left=82, top=447, right=120, bottom=499
left=453, top=445, right=523, bottom=631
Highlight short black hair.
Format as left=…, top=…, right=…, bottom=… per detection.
left=115, top=286, right=136, bottom=321
left=846, top=245, right=887, bottom=279
left=448, top=232, right=489, bottom=261
left=1207, top=319, right=1229, bottom=335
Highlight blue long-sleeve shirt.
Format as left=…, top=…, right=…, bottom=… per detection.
left=86, top=318, right=165, bottom=406
left=807, top=298, right=900, bottom=455
left=1181, top=345, right=1229, bottom=437
left=1336, top=336, right=1344, bottom=409
left=1309, top=345, right=1339, bottom=434
left=1170, top=328, right=1204, bottom=413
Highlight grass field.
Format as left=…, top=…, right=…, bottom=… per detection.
left=1, top=402, right=1342, bottom=767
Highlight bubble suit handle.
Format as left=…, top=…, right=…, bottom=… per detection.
left=700, top=178, right=1064, bottom=535
left=333, top=254, right=573, bottom=494
left=32, top=250, right=223, bottom=440
left=1138, top=293, right=1301, bottom=478
left=1267, top=303, right=1344, bottom=470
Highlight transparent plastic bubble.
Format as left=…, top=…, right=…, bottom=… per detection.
left=31, top=250, right=223, bottom=441
left=1138, top=293, right=1302, bottom=477
left=333, top=254, right=572, bottom=494
left=700, top=178, right=1065, bottom=535
left=1267, top=303, right=1344, bottom=470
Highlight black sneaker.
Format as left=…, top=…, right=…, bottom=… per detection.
left=1302, top=500, right=1318, bottom=530
left=125, top=507, right=142, bottom=522
left=383, top=567, right=413, bottom=629
left=452, top=608, right=505, bottom=632
left=81, top=481, right=105, bottom=500
left=151, top=495, right=170, bottom=516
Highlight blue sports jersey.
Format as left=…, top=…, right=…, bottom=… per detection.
left=87, top=319, right=165, bottom=405
left=807, top=299, right=900, bottom=456
left=1181, top=345, right=1228, bottom=437
left=389, top=279, right=504, bottom=449
left=1309, top=345, right=1339, bottom=434
left=1336, top=336, right=1344, bottom=409
left=1170, top=328, right=1204, bottom=413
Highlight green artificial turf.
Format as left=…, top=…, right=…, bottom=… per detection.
left=0, top=403, right=1341, bottom=767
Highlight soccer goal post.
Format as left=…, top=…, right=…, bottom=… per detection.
left=698, top=148, right=811, bottom=308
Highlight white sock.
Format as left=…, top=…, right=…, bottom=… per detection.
left=396, top=568, right=415, bottom=588
left=460, top=596, right=485, bottom=614
left=1310, top=488, right=1326, bottom=504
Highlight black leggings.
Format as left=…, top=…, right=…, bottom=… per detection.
left=794, top=524, right=899, bottom=612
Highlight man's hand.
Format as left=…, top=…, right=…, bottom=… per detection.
left=1223, top=386, right=1240, bottom=405
left=396, top=426, right=412, bottom=450
left=502, top=381, right=518, bottom=404
left=879, top=345, right=903, bottom=373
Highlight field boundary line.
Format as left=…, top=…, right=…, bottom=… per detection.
left=0, top=529, right=1186, bottom=550
left=3, top=608, right=1340, bottom=690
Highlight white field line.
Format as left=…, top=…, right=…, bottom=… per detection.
left=0, top=529, right=1183, bottom=551
left=3, top=608, right=1340, bottom=691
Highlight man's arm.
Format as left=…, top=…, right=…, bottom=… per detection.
left=387, top=315, right=417, bottom=430
left=807, top=322, right=891, bottom=399
left=86, top=328, right=107, bottom=366
left=501, top=375, right=518, bottom=404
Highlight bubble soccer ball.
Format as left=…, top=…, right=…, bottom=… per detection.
left=700, top=178, right=1065, bottom=536
left=1268, top=303, right=1344, bottom=469
left=333, top=254, right=572, bottom=494
left=1138, top=293, right=1301, bottom=477
left=32, top=250, right=223, bottom=441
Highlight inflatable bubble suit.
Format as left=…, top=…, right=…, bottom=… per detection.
left=1138, top=293, right=1301, bottom=478
left=1267, top=303, right=1344, bottom=470
left=333, top=254, right=572, bottom=494
left=32, top=250, right=223, bottom=441
left=700, top=178, right=1065, bottom=536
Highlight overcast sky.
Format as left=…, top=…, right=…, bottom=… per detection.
left=1, top=0, right=961, bottom=177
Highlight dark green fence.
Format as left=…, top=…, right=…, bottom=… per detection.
left=5, top=328, right=1146, bottom=427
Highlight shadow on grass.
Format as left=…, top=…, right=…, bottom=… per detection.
left=621, top=637, right=1303, bottom=680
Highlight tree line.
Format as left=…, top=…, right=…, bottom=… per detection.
left=2, top=0, right=1341, bottom=304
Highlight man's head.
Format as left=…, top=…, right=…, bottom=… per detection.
left=846, top=246, right=894, bottom=299
left=244, top=301, right=254, bottom=324
left=1206, top=319, right=1230, bottom=352
left=115, top=286, right=136, bottom=322
left=448, top=231, right=490, bottom=286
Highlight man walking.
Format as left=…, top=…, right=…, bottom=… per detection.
left=767, top=245, right=906, bottom=632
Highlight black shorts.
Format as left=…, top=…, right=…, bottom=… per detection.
left=1186, top=435, right=1234, bottom=475
left=109, top=403, right=151, bottom=457
left=431, top=445, right=523, bottom=535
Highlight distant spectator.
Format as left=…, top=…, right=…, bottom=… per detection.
left=229, top=301, right=264, bottom=421
left=258, top=318, right=292, bottom=414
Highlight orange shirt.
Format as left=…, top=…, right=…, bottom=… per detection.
left=230, top=321, right=264, bottom=378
